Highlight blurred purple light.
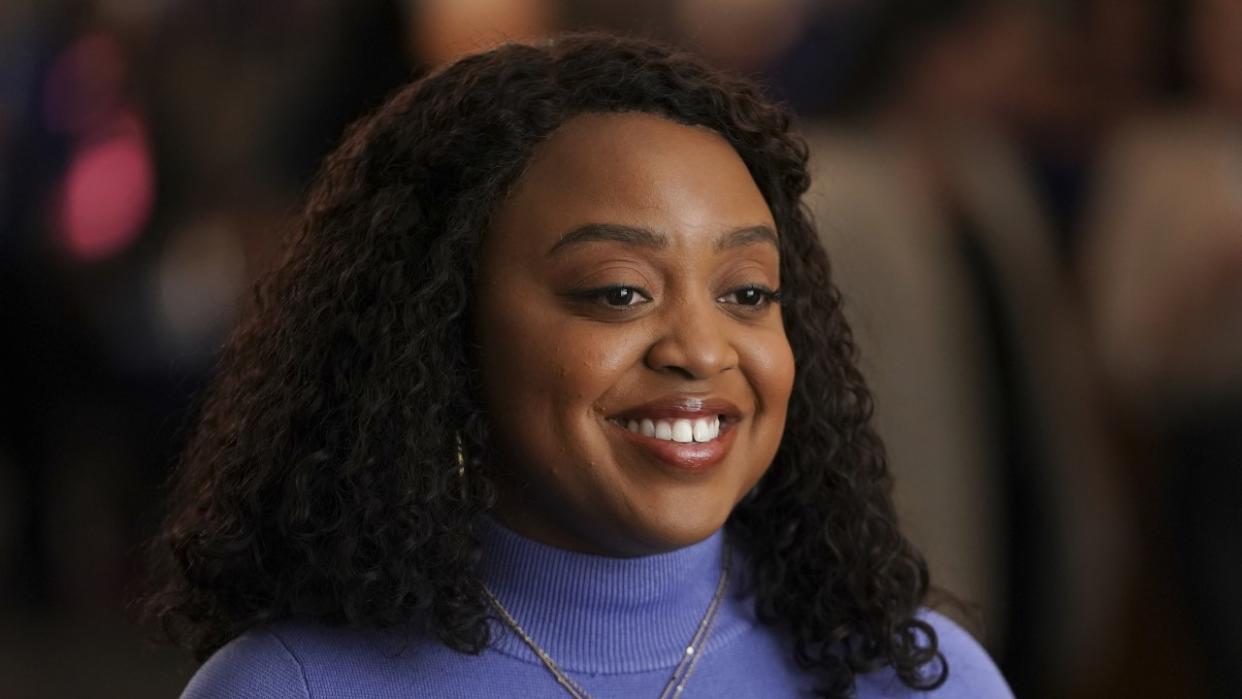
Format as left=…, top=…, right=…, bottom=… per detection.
left=42, top=32, right=127, bottom=136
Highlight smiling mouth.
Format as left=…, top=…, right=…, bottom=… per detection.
left=617, top=416, right=723, bottom=443
left=605, top=415, right=737, bottom=472
left=605, top=398, right=741, bottom=471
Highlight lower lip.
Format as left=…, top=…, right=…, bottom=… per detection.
left=608, top=420, right=738, bottom=472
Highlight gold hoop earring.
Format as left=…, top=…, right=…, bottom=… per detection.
left=455, top=432, right=466, bottom=479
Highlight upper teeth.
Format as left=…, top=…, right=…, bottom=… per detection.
left=623, top=417, right=720, bottom=443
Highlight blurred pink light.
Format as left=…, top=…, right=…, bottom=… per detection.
left=58, top=128, right=154, bottom=261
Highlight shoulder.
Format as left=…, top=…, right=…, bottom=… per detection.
left=921, top=609, right=1013, bottom=697
left=179, top=620, right=460, bottom=699
left=854, top=609, right=1013, bottom=698
left=180, top=627, right=311, bottom=699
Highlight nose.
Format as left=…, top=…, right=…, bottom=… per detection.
left=643, top=296, right=739, bottom=380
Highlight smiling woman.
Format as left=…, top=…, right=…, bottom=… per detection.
left=477, top=112, right=794, bottom=558
left=142, top=33, right=1012, bottom=699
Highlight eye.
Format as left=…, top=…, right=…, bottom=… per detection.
left=718, top=285, right=781, bottom=308
left=580, top=285, right=651, bottom=308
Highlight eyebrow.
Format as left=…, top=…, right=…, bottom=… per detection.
left=546, top=223, right=778, bottom=257
left=713, top=225, right=779, bottom=252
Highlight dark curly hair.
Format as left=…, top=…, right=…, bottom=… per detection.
left=142, top=32, right=944, bottom=697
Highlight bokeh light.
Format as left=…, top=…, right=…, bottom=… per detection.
left=57, top=117, right=154, bottom=262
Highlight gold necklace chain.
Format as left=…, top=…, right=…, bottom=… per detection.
left=480, top=548, right=733, bottom=699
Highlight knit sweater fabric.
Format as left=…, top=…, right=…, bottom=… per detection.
left=182, top=521, right=1013, bottom=698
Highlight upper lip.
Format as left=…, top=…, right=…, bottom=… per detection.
left=608, top=396, right=743, bottom=422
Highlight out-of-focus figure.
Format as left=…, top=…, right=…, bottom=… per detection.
left=804, top=1, right=1128, bottom=696
left=408, top=0, right=560, bottom=66
left=671, top=0, right=806, bottom=73
left=1005, top=0, right=1171, bottom=264
left=1084, top=1, right=1242, bottom=696
left=1086, top=0, right=1242, bottom=410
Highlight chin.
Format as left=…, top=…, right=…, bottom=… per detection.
left=607, top=497, right=735, bottom=556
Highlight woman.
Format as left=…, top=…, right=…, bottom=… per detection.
left=144, top=34, right=1011, bottom=698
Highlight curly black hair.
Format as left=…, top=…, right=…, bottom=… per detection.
left=142, top=32, right=944, bottom=697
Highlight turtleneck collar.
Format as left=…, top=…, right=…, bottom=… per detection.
left=475, top=518, right=753, bottom=675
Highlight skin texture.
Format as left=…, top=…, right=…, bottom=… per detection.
left=475, top=112, right=795, bottom=556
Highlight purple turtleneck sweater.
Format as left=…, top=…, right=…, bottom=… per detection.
left=182, top=522, right=1012, bottom=697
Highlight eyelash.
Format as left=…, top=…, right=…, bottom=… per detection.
left=719, top=285, right=782, bottom=309
left=571, top=284, right=782, bottom=312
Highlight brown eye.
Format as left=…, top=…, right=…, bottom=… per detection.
left=718, top=285, right=780, bottom=308
left=570, top=285, right=652, bottom=308
left=602, top=287, right=642, bottom=306
left=736, top=288, right=764, bottom=306
left=563, top=284, right=652, bottom=311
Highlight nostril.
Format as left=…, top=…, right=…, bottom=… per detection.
left=667, top=366, right=698, bottom=381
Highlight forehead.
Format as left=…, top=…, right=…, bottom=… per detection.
left=489, top=112, right=775, bottom=251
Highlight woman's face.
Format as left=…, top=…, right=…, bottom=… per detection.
left=475, top=112, right=795, bottom=556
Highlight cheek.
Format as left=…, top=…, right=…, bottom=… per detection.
left=740, top=328, right=796, bottom=418
left=552, top=324, right=644, bottom=399
left=477, top=298, right=643, bottom=425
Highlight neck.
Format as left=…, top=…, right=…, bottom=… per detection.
left=475, top=518, right=751, bottom=674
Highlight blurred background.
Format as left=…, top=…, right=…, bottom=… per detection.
left=2, top=0, right=1239, bottom=697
